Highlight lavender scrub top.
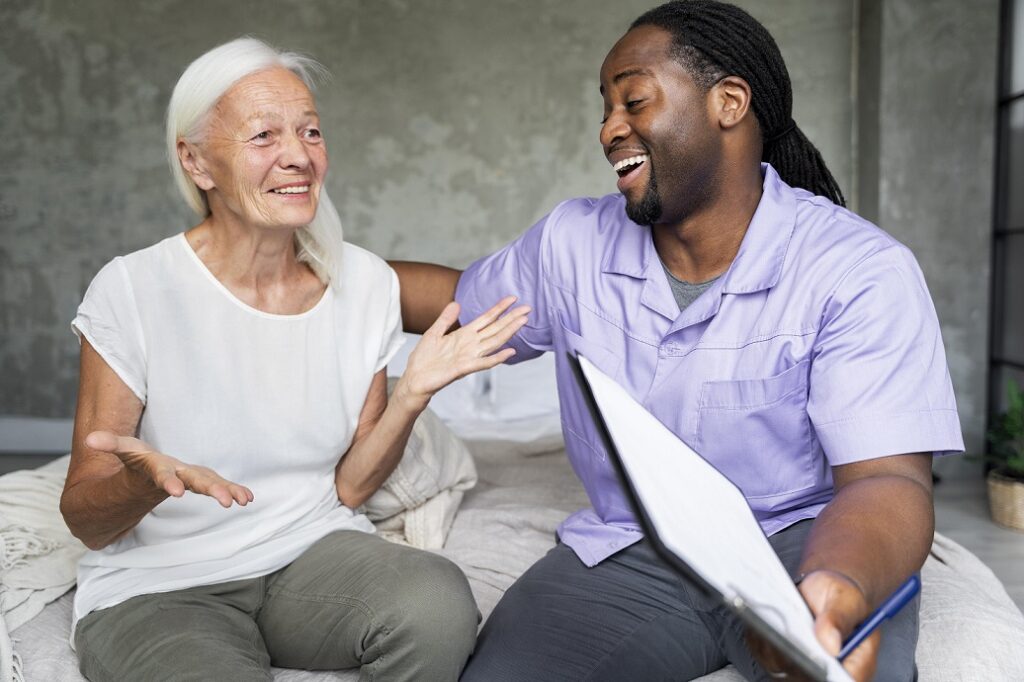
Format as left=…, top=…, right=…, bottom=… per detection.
left=455, top=164, right=964, bottom=568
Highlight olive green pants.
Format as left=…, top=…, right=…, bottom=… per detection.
left=74, top=531, right=479, bottom=682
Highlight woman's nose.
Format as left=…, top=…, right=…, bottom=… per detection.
left=279, top=133, right=311, bottom=170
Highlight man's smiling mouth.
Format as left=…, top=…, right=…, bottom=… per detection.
left=613, top=154, right=649, bottom=177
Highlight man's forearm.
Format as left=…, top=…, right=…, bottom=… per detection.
left=798, top=467, right=933, bottom=608
left=389, top=261, right=462, bottom=334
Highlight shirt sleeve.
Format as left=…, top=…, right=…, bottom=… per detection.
left=375, top=266, right=406, bottom=373
left=807, top=244, right=964, bottom=465
left=71, top=257, right=148, bottom=402
left=455, top=213, right=554, bottom=363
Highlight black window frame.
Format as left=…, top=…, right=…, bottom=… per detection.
left=989, top=0, right=1024, bottom=431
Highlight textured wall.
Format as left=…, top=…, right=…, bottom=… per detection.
left=874, top=0, right=998, bottom=456
left=0, top=0, right=855, bottom=420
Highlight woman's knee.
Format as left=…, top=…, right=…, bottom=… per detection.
left=354, top=551, right=478, bottom=679
left=384, top=551, right=479, bottom=654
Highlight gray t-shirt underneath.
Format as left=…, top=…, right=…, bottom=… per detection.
left=661, top=261, right=721, bottom=312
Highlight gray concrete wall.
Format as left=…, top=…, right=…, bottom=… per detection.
left=873, top=0, right=999, bottom=461
left=0, top=0, right=996, bottom=458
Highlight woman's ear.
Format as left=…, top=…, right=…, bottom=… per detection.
left=712, top=75, right=753, bottom=130
left=177, top=140, right=215, bottom=191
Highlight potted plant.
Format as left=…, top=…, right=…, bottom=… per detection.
left=983, top=380, right=1024, bottom=530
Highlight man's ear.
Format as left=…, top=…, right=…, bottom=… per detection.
left=177, top=140, right=215, bottom=191
left=712, top=75, right=753, bottom=130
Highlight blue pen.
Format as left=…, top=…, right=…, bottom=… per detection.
left=838, top=574, right=920, bottom=661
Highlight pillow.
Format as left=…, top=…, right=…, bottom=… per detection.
left=361, top=404, right=477, bottom=549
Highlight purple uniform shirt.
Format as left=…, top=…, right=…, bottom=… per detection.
left=456, top=164, right=964, bottom=567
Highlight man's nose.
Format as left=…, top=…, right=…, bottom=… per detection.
left=600, top=110, right=631, bottom=149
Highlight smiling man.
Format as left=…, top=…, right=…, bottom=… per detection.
left=393, top=2, right=963, bottom=680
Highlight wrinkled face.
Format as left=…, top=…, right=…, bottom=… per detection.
left=191, top=67, right=327, bottom=231
left=600, top=26, right=722, bottom=226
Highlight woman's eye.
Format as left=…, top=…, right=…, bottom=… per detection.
left=304, top=128, right=322, bottom=141
left=251, top=131, right=273, bottom=144
left=626, top=99, right=644, bottom=109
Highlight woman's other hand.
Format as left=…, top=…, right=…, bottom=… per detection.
left=85, top=431, right=255, bottom=508
left=394, top=296, right=529, bottom=411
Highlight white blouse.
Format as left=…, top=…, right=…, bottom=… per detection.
left=70, top=233, right=405, bottom=629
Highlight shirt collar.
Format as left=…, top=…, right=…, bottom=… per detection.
left=601, top=163, right=797, bottom=297
left=720, top=163, right=797, bottom=295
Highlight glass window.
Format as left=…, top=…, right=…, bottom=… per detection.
left=1002, top=100, right=1024, bottom=228
left=996, top=234, right=1024, bottom=365
left=1010, top=0, right=1024, bottom=94
left=993, top=365, right=1024, bottom=413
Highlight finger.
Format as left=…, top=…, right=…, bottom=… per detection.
left=84, top=430, right=120, bottom=452
left=477, top=308, right=530, bottom=349
left=745, top=630, right=802, bottom=681
left=474, top=347, right=517, bottom=370
left=477, top=304, right=531, bottom=340
left=229, top=484, right=254, bottom=506
left=463, top=296, right=518, bottom=333
left=841, top=630, right=880, bottom=682
left=204, top=482, right=235, bottom=508
left=177, top=469, right=236, bottom=507
left=813, top=612, right=844, bottom=656
left=85, top=431, right=148, bottom=455
left=424, top=301, right=461, bottom=337
left=152, top=468, right=186, bottom=498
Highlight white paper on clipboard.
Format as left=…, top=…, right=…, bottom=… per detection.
left=577, top=355, right=852, bottom=682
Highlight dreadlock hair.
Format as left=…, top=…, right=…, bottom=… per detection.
left=631, top=0, right=846, bottom=206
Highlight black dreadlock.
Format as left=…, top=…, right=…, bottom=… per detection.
left=631, top=0, right=846, bottom=206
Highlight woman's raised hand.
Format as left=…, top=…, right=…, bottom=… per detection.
left=395, top=296, right=530, bottom=411
left=84, top=431, right=255, bottom=508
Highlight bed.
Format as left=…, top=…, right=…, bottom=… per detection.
left=3, top=355, right=1024, bottom=681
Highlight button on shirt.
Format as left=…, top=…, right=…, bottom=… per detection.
left=456, top=164, right=964, bottom=567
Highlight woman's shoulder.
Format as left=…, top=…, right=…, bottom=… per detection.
left=101, top=233, right=185, bottom=275
left=334, top=242, right=396, bottom=287
left=87, top=234, right=185, bottom=290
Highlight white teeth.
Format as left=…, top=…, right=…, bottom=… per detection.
left=272, top=185, right=310, bottom=194
left=612, top=155, right=649, bottom=172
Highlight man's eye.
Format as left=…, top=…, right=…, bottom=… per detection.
left=251, top=131, right=272, bottom=144
left=626, top=99, right=644, bottom=108
left=304, top=128, right=322, bottom=140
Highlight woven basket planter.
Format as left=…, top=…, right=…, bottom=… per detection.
left=987, top=471, right=1024, bottom=531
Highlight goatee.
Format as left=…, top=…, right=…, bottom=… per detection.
left=625, top=165, right=662, bottom=226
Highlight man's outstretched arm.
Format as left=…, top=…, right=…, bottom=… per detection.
left=389, top=261, right=462, bottom=334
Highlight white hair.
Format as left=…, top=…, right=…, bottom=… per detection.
left=166, top=37, right=344, bottom=284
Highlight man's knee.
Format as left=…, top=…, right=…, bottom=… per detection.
left=872, top=593, right=920, bottom=682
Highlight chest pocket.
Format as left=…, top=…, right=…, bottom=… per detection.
left=696, top=360, right=816, bottom=500
left=557, top=313, right=622, bottom=381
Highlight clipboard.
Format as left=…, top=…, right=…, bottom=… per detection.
left=567, top=350, right=843, bottom=682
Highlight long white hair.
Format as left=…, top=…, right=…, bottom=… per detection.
left=166, top=37, right=344, bottom=284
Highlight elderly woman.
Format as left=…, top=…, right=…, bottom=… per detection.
left=59, top=38, right=527, bottom=682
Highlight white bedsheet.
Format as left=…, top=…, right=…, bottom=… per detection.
left=9, top=438, right=1024, bottom=681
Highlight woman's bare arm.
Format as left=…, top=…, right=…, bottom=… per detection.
left=335, top=297, right=528, bottom=507
left=60, top=339, right=252, bottom=550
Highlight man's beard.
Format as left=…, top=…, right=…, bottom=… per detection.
left=624, top=164, right=661, bottom=226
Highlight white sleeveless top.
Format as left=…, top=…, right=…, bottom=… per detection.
left=70, top=233, right=405, bottom=629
